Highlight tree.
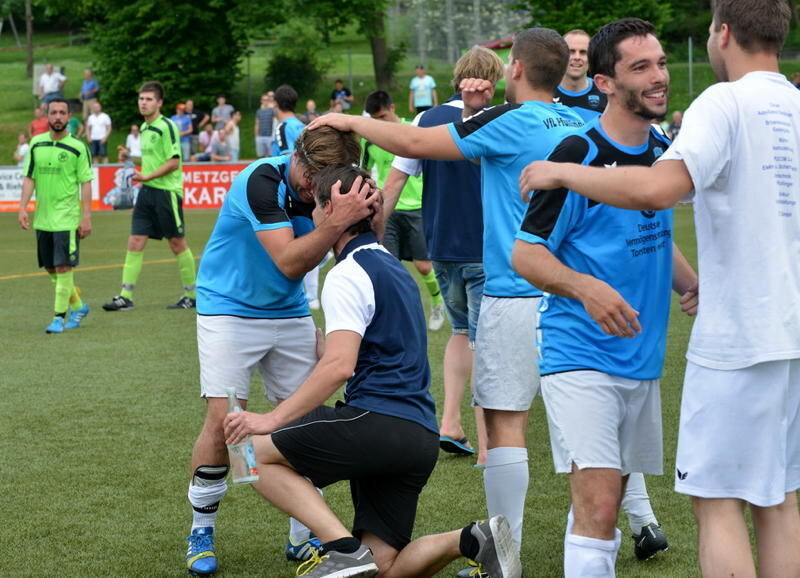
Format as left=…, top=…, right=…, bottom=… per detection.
left=90, top=0, right=250, bottom=126
left=266, top=19, right=334, bottom=97
left=518, top=0, right=672, bottom=36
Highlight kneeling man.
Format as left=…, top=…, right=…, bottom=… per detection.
left=224, top=164, right=521, bottom=578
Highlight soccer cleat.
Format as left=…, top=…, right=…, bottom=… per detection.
left=295, top=544, right=378, bottom=577
left=428, top=303, right=445, bottom=331
left=286, top=534, right=323, bottom=562
left=456, top=562, right=489, bottom=577
left=186, top=527, right=217, bottom=575
left=45, top=316, right=65, bottom=334
left=167, top=296, right=197, bottom=310
left=633, top=523, right=669, bottom=560
left=65, top=303, right=90, bottom=329
left=469, top=515, right=522, bottom=578
left=102, top=295, right=134, bottom=311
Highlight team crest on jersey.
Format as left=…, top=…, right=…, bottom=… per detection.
left=588, top=94, right=601, bottom=108
left=58, top=151, right=68, bottom=162
left=150, top=134, right=158, bottom=143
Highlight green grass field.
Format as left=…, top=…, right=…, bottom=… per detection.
left=0, top=206, right=712, bottom=576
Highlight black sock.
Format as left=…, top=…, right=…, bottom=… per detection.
left=322, top=536, right=361, bottom=554
left=460, top=524, right=479, bottom=560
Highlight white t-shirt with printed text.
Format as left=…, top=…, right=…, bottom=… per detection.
left=659, top=71, right=800, bottom=369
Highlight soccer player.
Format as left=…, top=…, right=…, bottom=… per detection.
left=557, top=26, right=670, bottom=561
left=102, top=81, right=197, bottom=311
left=518, top=2, right=800, bottom=575
left=512, top=19, right=698, bottom=576
left=18, top=98, right=93, bottom=333
left=223, top=164, right=522, bottom=578
left=310, top=27, right=584, bottom=553
left=362, top=90, right=445, bottom=332
left=272, top=84, right=305, bottom=157
left=555, top=30, right=608, bottom=121
left=381, top=46, right=505, bottom=465
left=183, top=127, right=373, bottom=576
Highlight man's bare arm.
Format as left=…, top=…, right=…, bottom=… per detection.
left=381, top=167, right=411, bottom=218
left=519, top=159, right=694, bottom=211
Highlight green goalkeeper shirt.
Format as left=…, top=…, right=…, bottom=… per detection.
left=361, top=119, right=423, bottom=212
left=24, top=132, right=94, bottom=232
left=140, top=114, right=183, bottom=195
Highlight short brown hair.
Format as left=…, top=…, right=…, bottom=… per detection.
left=138, top=81, right=165, bottom=101
left=314, top=164, right=377, bottom=236
left=712, top=0, right=791, bottom=54
left=511, top=28, right=568, bottom=93
left=295, top=125, right=361, bottom=171
left=451, top=46, right=505, bottom=91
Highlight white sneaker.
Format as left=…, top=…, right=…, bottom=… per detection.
left=308, top=299, right=321, bottom=310
left=428, top=303, right=445, bottom=331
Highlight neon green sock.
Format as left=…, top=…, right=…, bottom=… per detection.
left=420, top=270, right=443, bottom=306
left=48, top=272, right=57, bottom=287
left=121, top=251, right=144, bottom=299
left=69, top=286, right=83, bottom=311
left=54, top=270, right=74, bottom=315
left=176, top=249, right=197, bottom=299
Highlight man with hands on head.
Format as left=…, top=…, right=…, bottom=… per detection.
left=224, top=164, right=522, bottom=578
left=309, top=28, right=584, bottom=555
left=512, top=19, right=697, bottom=576
left=518, top=2, right=800, bottom=576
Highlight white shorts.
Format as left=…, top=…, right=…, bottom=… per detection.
left=197, top=314, right=317, bottom=403
left=541, top=370, right=663, bottom=475
left=473, top=296, right=540, bottom=411
left=675, top=359, right=800, bottom=506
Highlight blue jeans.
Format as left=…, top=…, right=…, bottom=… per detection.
left=432, top=261, right=484, bottom=342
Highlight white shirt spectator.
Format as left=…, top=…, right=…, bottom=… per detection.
left=87, top=112, right=112, bottom=142
left=39, top=70, right=66, bottom=95
left=125, top=133, right=141, bottom=158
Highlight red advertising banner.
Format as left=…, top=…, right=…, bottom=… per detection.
left=0, top=162, right=249, bottom=212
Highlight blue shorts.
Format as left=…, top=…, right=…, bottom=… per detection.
left=432, top=261, right=484, bottom=342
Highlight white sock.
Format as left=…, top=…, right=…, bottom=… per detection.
left=303, top=267, right=320, bottom=302
left=621, top=473, right=658, bottom=535
left=188, top=466, right=228, bottom=531
left=564, top=532, right=620, bottom=578
left=484, top=447, right=528, bottom=552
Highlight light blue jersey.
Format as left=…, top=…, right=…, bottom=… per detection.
left=196, top=156, right=314, bottom=318
left=273, top=116, right=305, bottom=156
left=447, top=101, right=583, bottom=297
left=516, top=120, right=673, bottom=379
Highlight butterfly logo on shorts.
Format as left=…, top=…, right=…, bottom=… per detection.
left=676, top=468, right=688, bottom=480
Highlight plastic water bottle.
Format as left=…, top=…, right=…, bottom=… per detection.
left=226, top=388, right=259, bottom=484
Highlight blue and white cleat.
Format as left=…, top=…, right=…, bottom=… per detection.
left=65, top=303, right=90, bottom=329
left=45, top=316, right=65, bottom=334
left=286, top=533, right=323, bottom=562
left=186, top=527, right=217, bottom=575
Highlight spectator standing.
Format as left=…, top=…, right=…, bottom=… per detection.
left=224, top=110, right=240, bottom=161
left=67, top=113, right=84, bottom=139
left=211, top=94, right=233, bottom=129
left=302, top=99, right=320, bottom=124
left=667, top=110, right=682, bottom=140
left=329, top=79, right=354, bottom=111
left=125, top=124, right=142, bottom=161
left=409, top=64, right=438, bottom=114
left=185, top=99, right=209, bottom=154
left=13, top=132, right=29, bottom=168
left=254, top=91, right=275, bottom=158
left=38, top=64, right=67, bottom=104
left=79, top=69, right=100, bottom=120
left=29, top=106, right=49, bottom=138
left=86, top=101, right=112, bottom=164
left=171, top=103, right=193, bottom=161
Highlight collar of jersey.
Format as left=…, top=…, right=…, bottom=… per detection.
left=592, top=119, right=651, bottom=156
left=337, top=232, right=379, bottom=262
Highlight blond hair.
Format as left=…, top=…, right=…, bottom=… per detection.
left=452, top=46, right=505, bottom=92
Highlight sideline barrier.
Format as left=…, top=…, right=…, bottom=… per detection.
left=0, top=161, right=250, bottom=212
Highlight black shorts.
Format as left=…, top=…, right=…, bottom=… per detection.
left=36, top=229, right=79, bottom=269
left=383, top=209, right=429, bottom=262
left=131, top=185, right=185, bottom=240
left=272, top=403, right=439, bottom=550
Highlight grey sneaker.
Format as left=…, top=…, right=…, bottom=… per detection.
left=633, top=523, right=668, bottom=560
left=428, top=303, right=445, bottom=331
left=296, top=543, right=378, bottom=577
left=102, top=295, right=134, bottom=311
left=470, top=515, right=522, bottom=578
